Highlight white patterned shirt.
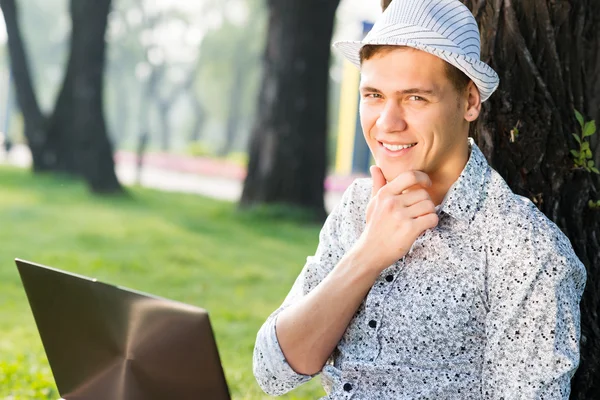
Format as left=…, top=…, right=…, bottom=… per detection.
left=253, top=139, right=586, bottom=399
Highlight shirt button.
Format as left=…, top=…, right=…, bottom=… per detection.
left=385, top=275, right=394, bottom=282
left=343, top=383, right=353, bottom=392
left=368, top=320, right=377, bottom=328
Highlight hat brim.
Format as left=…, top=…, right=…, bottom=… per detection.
left=333, top=39, right=499, bottom=103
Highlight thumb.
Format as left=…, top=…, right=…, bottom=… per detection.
left=370, top=165, right=386, bottom=198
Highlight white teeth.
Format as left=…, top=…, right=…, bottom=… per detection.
left=382, top=143, right=416, bottom=151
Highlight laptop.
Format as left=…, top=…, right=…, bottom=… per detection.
left=15, top=259, right=231, bottom=400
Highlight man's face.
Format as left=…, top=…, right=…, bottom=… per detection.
left=359, top=48, right=470, bottom=183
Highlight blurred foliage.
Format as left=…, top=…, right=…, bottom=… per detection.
left=197, top=0, right=265, bottom=117
left=0, top=0, right=69, bottom=115
left=226, top=151, right=249, bottom=167
left=105, top=0, right=266, bottom=153
left=0, top=355, right=58, bottom=399
left=186, top=140, right=215, bottom=157
left=0, top=166, right=325, bottom=399
left=1, top=0, right=349, bottom=169
left=1, top=0, right=267, bottom=154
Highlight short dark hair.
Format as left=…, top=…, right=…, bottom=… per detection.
left=359, top=44, right=472, bottom=95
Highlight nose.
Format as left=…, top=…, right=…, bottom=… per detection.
left=376, top=100, right=407, bottom=133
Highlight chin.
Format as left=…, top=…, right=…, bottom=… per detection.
left=379, top=168, right=404, bottom=183
left=379, top=162, right=427, bottom=182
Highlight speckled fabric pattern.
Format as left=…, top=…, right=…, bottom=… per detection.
left=253, top=139, right=586, bottom=399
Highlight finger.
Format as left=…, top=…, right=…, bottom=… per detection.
left=370, top=165, right=387, bottom=199
left=406, top=199, right=436, bottom=218
left=399, top=188, right=431, bottom=207
left=414, top=212, right=439, bottom=231
left=384, top=171, right=432, bottom=195
left=401, top=182, right=426, bottom=194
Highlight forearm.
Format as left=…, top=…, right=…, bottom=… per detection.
left=275, top=247, right=380, bottom=375
left=254, top=172, right=438, bottom=391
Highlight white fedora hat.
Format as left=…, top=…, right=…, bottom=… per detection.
left=333, top=0, right=499, bottom=102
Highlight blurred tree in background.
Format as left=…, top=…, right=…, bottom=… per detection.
left=105, top=0, right=265, bottom=156
left=0, top=0, right=268, bottom=167
left=214, top=0, right=264, bottom=157
left=1, top=0, right=121, bottom=193
left=240, top=0, right=341, bottom=219
left=195, top=0, right=266, bottom=157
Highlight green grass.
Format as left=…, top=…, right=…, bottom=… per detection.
left=0, top=167, right=326, bottom=399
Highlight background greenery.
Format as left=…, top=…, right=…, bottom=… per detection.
left=0, top=166, right=326, bottom=399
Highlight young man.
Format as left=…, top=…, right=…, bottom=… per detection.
left=253, top=0, right=586, bottom=398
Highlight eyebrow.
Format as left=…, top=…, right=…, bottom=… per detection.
left=359, top=86, right=437, bottom=96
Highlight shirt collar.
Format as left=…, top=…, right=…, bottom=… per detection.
left=438, top=138, right=490, bottom=222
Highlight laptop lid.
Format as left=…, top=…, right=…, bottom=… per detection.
left=15, top=259, right=231, bottom=400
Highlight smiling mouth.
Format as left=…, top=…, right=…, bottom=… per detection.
left=380, top=142, right=417, bottom=152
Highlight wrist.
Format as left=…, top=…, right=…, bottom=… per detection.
left=346, top=240, right=389, bottom=276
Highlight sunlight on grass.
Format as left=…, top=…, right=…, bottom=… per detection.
left=0, top=167, right=326, bottom=399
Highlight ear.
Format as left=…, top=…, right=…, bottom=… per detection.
left=464, top=81, right=481, bottom=122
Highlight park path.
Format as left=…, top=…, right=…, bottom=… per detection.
left=1, top=145, right=360, bottom=213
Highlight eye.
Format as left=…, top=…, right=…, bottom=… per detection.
left=408, top=95, right=426, bottom=101
left=363, top=93, right=383, bottom=99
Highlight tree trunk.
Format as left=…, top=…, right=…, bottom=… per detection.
left=0, top=0, right=46, bottom=160
left=240, top=0, right=340, bottom=219
left=156, top=99, right=171, bottom=152
left=109, top=66, right=131, bottom=148
left=1, top=0, right=122, bottom=193
left=188, top=91, right=206, bottom=143
left=184, top=59, right=206, bottom=144
left=219, top=60, right=246, bottom=157
left=150, top=63, right=197, bottom=153
left=460, top=0, right=600, bottom=397
left=155, top=78, right=191, bottom=152
left=53, top=0, right=121, bottom=192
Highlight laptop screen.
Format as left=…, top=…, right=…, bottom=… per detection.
left=15, top=259, right=231, bottom=400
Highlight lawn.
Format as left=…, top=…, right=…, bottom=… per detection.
left=0, top=167, right=327, bottom=399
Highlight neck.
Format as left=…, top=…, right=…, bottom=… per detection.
left=427, top=144, right=470, bottom=206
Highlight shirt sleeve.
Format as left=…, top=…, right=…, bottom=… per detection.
left=252, top=182, right=356, bottom=396
left=482, top=226, right=587, bottom=399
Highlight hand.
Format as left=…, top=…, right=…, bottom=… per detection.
left=358, top=166, right=439, bottom=272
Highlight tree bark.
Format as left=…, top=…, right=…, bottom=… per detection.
left=240, top=0, right=340, bottom=219
left=156, top=98, right=171, bottom=152
left=219, top=58, right=246, bottom=156
left=154, top=66, right=198, bottom=152
left=108, top=64, right=132, bottom=148
left=459, top=0, right=600, bottom=397
left=0, top=0, right=46, bottom=160
left=1, top=0, right=122, bottom=193
left=188, top=91, right=206, bottom=143
left=52, top=0, right=121, bottom=192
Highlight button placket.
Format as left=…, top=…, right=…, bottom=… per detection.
left=362, top=292, right=383, bottom=361
left=342, top=381, right=357, bottom=399
left=378, top=259, right=402, bottom=287
left=363, top=261, right=401, bottom=363
left=340, top=372, right=359, bottom=399
left=364, top=304, right=381, bottom=359
left=409, top=222, right=439, bottom=257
